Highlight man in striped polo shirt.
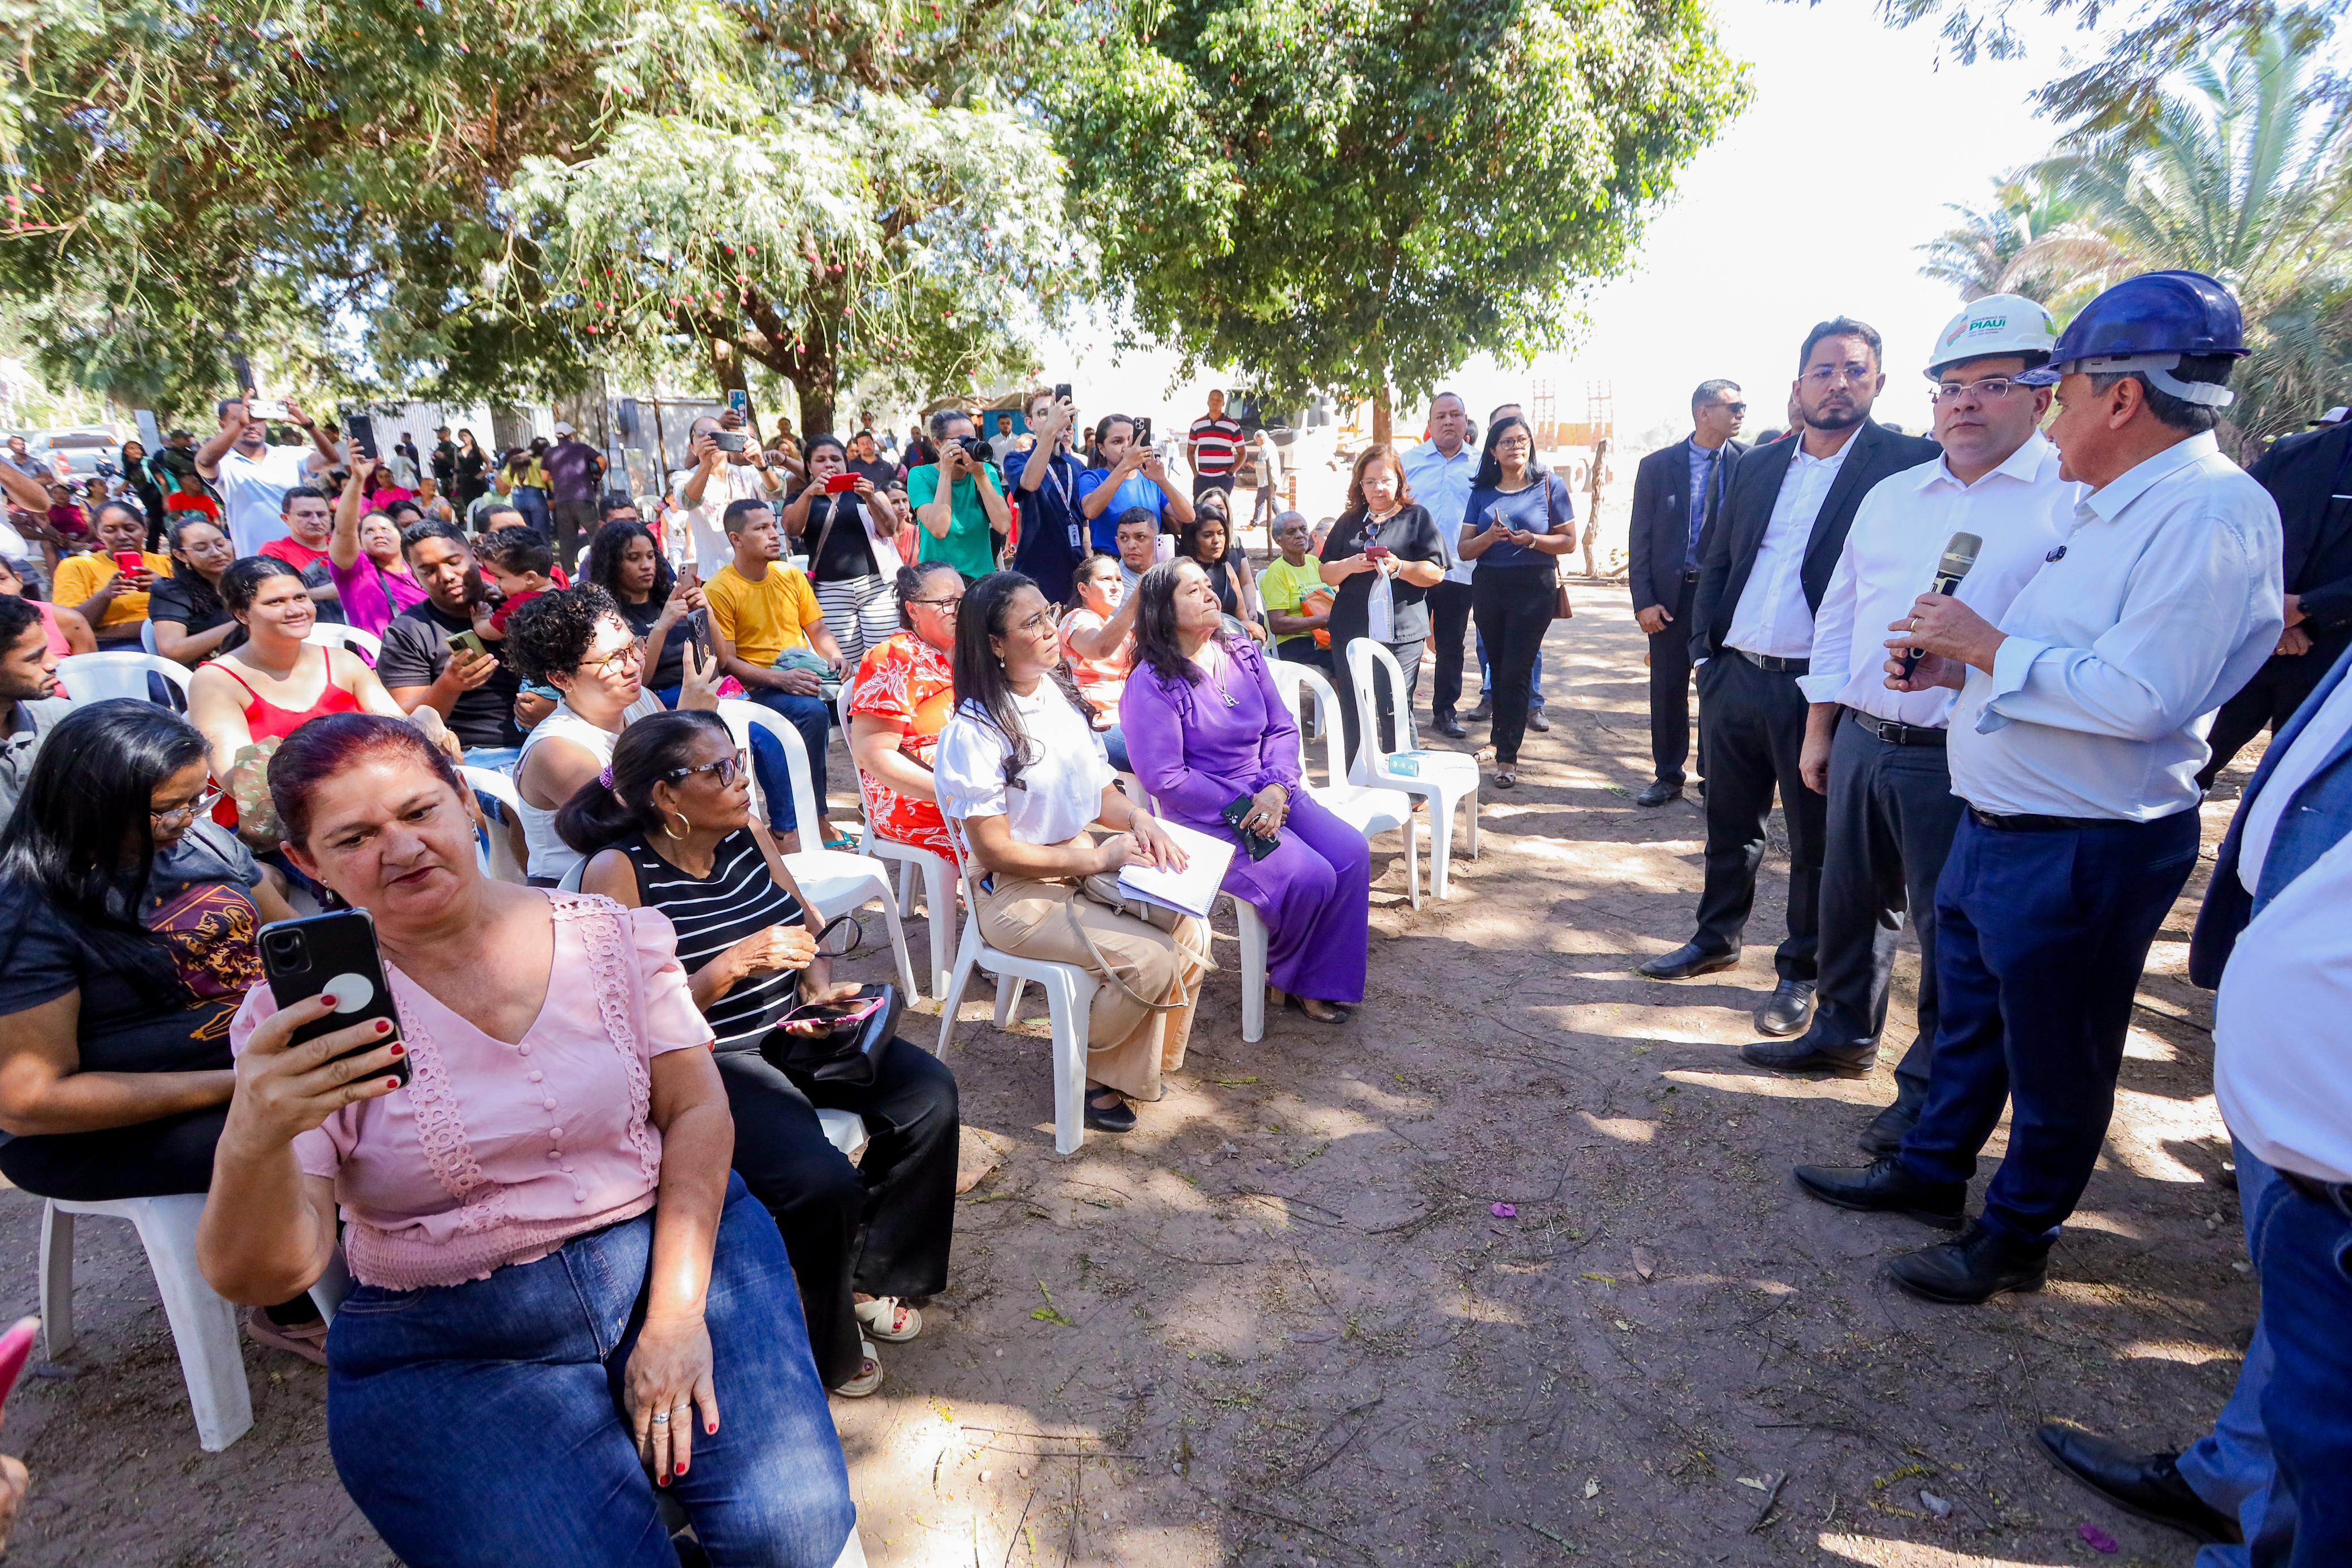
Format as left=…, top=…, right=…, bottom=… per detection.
left=1187, top=389, right=1244, bottom=505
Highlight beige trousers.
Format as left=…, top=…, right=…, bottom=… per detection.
left=974, top=876, right=1209, bottom=1102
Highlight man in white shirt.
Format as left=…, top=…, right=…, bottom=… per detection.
left=1403, top=393, right=1478, bottom=738
left=193, top=394, right=339, bottom=556
left=672, top=412, right=788, bottom=578
left=1640, top=320, right=1939, bottom=1042
left=1746, top=300, right=2076, bottom=1162
left=1795, top=270, right=2282, bottom=1306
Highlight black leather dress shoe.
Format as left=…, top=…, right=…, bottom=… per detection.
left=1754, top=980, right=1815, bottom=1037
left=1884, top=1221, right=2050, bottom=1303
left=1791, top=1157, right=1965, bottom=1228
left=1464, top=702, right=1493, bottom=722
left=1858, top=1100, right=1918, bottom=1158
left=1527, top=709, right=1551, bottom=732
left=2035, top=1424, right=2241, bottom=1545
left=1635, top=942, right=1739, bottom=980
left=1083, top=1091, right=1137, bottom=1133
left=1741, top=1034, right=1874, bottom=1074
left=1434, top=714, right=1468, bottom=739
left=1635, top=779, right=1684, bottom=808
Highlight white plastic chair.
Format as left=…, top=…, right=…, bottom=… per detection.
left=1266, top=659, right=1420, bottom=912
left=1344, top=639, right=1478, bottom=899
left=460, top=764, right=531, bottom=885
left=835, top=678, right=956, bottom=999
left=305, top=622, right=384, bottom=660
left=58, top=651, right=192, bottom=707
left=934, top=816, right=1102, bottom=1156
left=559, top=839, right=870, bottom=1153
left=715, top=699, right=919, bottom=1000
left=139, top=619, right=159, bottom=656
left=1144, top=791, right=1271, bottom=1046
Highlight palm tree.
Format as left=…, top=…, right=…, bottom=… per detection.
left=1916, top=172, right=2079, bottom=303
left=2002, top=21, right=2352, bottom=449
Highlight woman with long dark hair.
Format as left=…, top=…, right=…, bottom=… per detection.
left=1456, top=415, right=1574, bottom=789
left=566, top=709, right=960, bottom=1399
left=1317, top=444, right=1446, bottom=766
left=451, top=428, right=487, bottom=512
left=328, top=451, right=428, bottom=642
left=585, top=518, right=698, bottom=704
left=119, top=439, right=167, bottom=545
left=1122, top=560, right=1369, bottom=1023
left=783, top=434, right=903, bottom=669
left=0, top=702, right=329, bottom=1361
left=846, top=561, right=962, bottom=861
left=1174, top=497, right=1265, bottom=642
left=932, top=571, right=1208, bottom=1133
left=148, top=513, right=244, bottom=666
left=200, top=714, right=855, bottom=1561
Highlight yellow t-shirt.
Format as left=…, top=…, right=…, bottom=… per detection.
left=706, top=562, right=824, bottom=668
left=54, top=551, right=172, bottom=630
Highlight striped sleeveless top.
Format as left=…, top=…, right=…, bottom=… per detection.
left=619, top=829, right=805, bottom=1051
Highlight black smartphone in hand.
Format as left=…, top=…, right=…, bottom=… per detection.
left=259, top=910, right=410, bottom=1087
left=1222, top=795, right=1279, bottom=861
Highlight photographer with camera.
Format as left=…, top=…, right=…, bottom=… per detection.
left=675, top=411, right=789, bottom=580
left=1077, top=414, right=1194, bottom=555
left=1006, top=387, right=1090, bottom=606
left=908, top=410, right=1010, bottom=585
left=194, top=395, right=341, bottom=557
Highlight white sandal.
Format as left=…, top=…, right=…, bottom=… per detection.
left=854, top=1297, right=922, bottom=1343
left=832, top=1338, right=884, bottom=1398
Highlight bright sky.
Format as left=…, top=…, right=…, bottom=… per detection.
left=1062, top=0, right=2103, bottom=448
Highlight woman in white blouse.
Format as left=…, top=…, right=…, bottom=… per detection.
left=933, top=573, right=1209, bottom=1133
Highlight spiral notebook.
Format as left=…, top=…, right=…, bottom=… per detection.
left=1116, top=818, right=1234, bottom=920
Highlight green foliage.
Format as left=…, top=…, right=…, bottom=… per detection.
left=1915, top=171, right=2080, bottom=303
left=0, top=0, right=1080, bottom=430
left=1050, top=0, right=1749, bottom=422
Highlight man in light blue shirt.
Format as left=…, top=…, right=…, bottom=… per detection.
left=1403, top=393, right=1480, bottom=736
left=1794, top=270, right=2283, bottom=1307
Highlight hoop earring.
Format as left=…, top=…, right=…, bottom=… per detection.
left=662, top=809, right=691, bottom=841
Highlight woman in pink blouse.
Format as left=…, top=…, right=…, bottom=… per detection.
left=194, top=714, right=855, bottom=1568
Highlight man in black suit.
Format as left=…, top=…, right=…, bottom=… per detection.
left=2198, top=412, right=2352, bottom=789
left=1636, top=318, right=1941, bottom=1038
left=1628, top=380, right=1748, bottom=805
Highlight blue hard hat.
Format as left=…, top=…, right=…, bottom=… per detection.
left=2016, top=270, right=2247, bottom=386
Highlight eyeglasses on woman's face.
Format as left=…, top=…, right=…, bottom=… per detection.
left=150, top=785, right=225, bottom=828
left=907, top=593, right=963, bottom=616
left=664, top=750, right=747, bottom=789
left=580, top=639, right=645, bottom=678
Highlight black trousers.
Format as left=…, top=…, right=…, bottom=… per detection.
left=2198, top=636, right=2350, bottom=789
left=1811, top=713, right=1966, bottom=1108
left=714, top=1035, right=961, bottom=1389
left=1334, top=634, right=1423, bottom=772
left=1472, top=567, right=1555, bottom=765
left=1429, top=580, right=1474, bottom=721
left=0, top=1104, right=228, bottom=1200
left=1192, top=473, right=1235, bottom=503
left=1646, top=574, right=1700, bottom=785
left=1691, top=652, right=1826, bottom=981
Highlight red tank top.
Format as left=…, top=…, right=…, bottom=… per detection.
left=215, top=653, right=366, bottom=741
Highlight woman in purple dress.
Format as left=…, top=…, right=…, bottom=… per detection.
left=1119, top=560, right=1369, bottom=1024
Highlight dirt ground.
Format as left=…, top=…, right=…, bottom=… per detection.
left=0, top=590, right=2258, bottom=1568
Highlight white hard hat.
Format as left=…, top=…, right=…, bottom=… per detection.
left=1925, top=294, right=2057, bottom=378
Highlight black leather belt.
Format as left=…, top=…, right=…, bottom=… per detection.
left=1681, top=570, right=1702, bottom=584
left=1847, top=711, right=1947, bottom=747
left=1736, top=649, right=1809, bottom=674
left=1968, top=807, right=2124, bottom=832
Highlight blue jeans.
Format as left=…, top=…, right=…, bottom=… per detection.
left=1102, top=724, right=1132, bottom=773
left=2245, top=1163, right=2352, bottom=1566
left=326, top=1175, right=854, bottom=1568
left=2178, top=1139, right=2281, bottom=1568
left=744, top=688, right=833, bottom=837
left=1477, top=630, right=1543, bottom=711
left=1898, top=811, right=2199, bottom=1238
left=513, top=485, right=551, bottom=538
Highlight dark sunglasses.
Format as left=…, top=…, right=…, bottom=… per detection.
left=664, top=750, right=747, bottom=788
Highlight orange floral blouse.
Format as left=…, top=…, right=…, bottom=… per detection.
left=848, top=632, right=957, bottom=858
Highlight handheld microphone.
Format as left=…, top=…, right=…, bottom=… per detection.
left=1900, top=531, right=1982, bottom=677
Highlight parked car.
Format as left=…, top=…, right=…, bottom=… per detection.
left=23, top=426, right=131, bottom=482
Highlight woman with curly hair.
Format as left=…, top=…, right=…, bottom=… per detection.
left=505, top=587, right=719, bottom=885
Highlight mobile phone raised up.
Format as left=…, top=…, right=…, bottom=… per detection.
left=113, top=550, right=145, bottom=577
left=259, top=910, right=410, bottom=1088
left=1133, top=416, right=1153, bottom=448
left=824, top=471, right=858, bottom=493
left=1053, top=382, right=1073, bottom=404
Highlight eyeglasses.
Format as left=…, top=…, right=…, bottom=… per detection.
left=1932, top=378, right=2031, bottom=404
left=907, top=595, right=963, bottom=613
left=582, top=642, right=645, bottom=676
left=663, top=750, right=747, bottom=789
left=151, top=785, right=224, bottom=826
left=1801, top=364, right=1877, bottom=387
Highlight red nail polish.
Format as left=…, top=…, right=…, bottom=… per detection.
left=706, top=1423, right=717, bottom=1435
left=388, top=1043, right=405, bottom=1056
left=384, top=1078, right=401, bottom=1089
left=676, top=1461, right=687, bottom=1475
left=375, top=1019, right=392, bottom=1033
left=657, top=1473, right=668, bottom=1487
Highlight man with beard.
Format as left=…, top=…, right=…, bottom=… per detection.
left=1637, top=319, right=1939, bottom=1042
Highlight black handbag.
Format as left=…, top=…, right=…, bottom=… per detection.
left=762, top=981, right=903, bottom=1090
